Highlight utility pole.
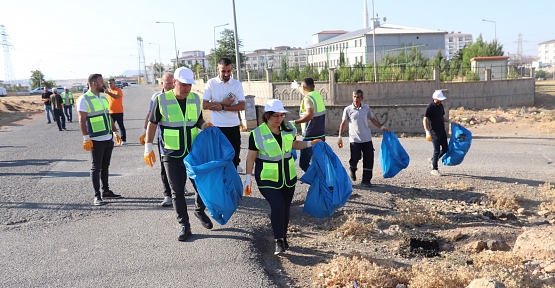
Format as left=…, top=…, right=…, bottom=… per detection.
left=232, top=0, right=242, bottom=81
left=137, top=36, right=147, bottom=84
left=0, top=25, right=15, bottom=88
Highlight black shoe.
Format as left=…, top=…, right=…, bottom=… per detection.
left=275, top=240, right=285, bottom=255
left=59, top=129, right=62, bottom=131
left=178, top=225, right=191, bottom=241
left=194, top=211, right=213, bottom=229
left=350, top=170, right=356, bottom=181
left=102, top=190, right=122, bottom=199
left=361, top=182, right=372, bottom=187
left=283, top=237, right=289, bottom=250
left=47, top=121, right=51, bottom=124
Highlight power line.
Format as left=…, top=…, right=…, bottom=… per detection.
left=0, top=24, right=15, bottom=87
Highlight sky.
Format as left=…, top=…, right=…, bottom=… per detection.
left=0, top=0, right=553, bottom=82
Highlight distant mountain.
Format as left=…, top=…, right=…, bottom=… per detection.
left=121, top=70, right=140, bottom=77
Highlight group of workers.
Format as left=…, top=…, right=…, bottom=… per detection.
left=73, top=56, right=454, bottom=256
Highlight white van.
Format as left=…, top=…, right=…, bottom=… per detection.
left=0, top=87, right=7, bottom=96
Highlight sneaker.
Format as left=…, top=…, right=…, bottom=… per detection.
left=349, top=170, right=356, bottom=181
left=121, top=141, right=126, bottom=145
left=361, top=182, right=372, bottom=187
left=274, top=240, right=285, bottom=255
left=236, top=166, right=244, bottom=173
left=93, top=197, right=105, bottom=206
left=183, top=187, right=193, bottom=196
left=430, top=169, right=441, bottom=176
left=194, top=211, right=213, bottom=229
left=62, top=127, right=66, bottom=130
left=102, top=190, right=122, bottom=199
left=161, top=196, right=172, bottom=207
left=178, top=225, right=192, bottom=241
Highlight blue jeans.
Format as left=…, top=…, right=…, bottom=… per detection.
left=432, top=131, right=448, bottom=170
left=299, top=136, right=325, bottom=172
left=44, top=105, right=54, bottom=123
left=63, top=105, right=73, bottom=122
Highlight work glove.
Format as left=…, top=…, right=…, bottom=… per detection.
left=337, top=137, right=343, bottom=148
left=381, top=125, right=390, bottom=132
left=201, top=122, right=214, bottom=129
left=83, top=135, right=93, bottom=151
left=113, top=131, right=122, bottom=146
left=290, top=80, right=300, bottom=89
left=239, top=122, right=246, bottom=131
left=426, top=131, right=432, bottom=142
left=243, top=174, right=252, bottom=196
left=139, top=128, right=146, bottom=145
left=144, top=143, right=156, bottom=167
left=307, top=139, right=323, bottom=147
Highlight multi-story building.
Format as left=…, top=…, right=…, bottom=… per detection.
left=445, top=32, right=473, bottom=60
left=306, top=20, right=447, bottom=69
left=244, top=46, right=307, bottom=71
left=171, top=50, right=211, bottom=69
left=538, top=39, right=555, bottom=66
left=146, top=63, right=174, bottom=84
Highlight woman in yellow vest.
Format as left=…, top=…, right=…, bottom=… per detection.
left=244, top=99, right=321, bottom=255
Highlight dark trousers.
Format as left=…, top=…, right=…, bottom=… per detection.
left=63, top=105, right=72, bottom=122
left=110, top=113, right=126, bottom=141
left=219, top=126, right=241, bottom=168
left=157, top=142, right=178, bottom=197
left=163, top=157, right=205, bottom=225
left=299, top=136, right=326, bottom=172
left=432, top=131, right=448, bottom=170
left=90, top=139, right=114, bottom=198
left=53, top=109, right=66, bottom=130
left=349, top=141, right=375, bottom=184
left=259, top=186, right=295, bottom=239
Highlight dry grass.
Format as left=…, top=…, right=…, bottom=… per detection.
left=487, top=190, right=522, bottom=212
left=377, top=199, right=452, bottom=228
left=471, top=252, right=544, bottom=288
left=471, top=251, right=523, bottom=268
left=330, top=213, right=377, bottom=243
left=539, top=182, right=555, bottom=213
left=444, top=181, right=471, bottom=191
left=408, top=262, right=476, bottom=288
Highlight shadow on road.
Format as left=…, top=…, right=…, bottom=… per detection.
left=0, top=158, right=85, bottom=168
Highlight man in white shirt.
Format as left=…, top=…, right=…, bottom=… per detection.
left=202, top=57, right=245, bottom=171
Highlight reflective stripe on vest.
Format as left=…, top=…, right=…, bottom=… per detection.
left=300, top=91, right=326, bottom=117
left=157, top=90, right=201, bottom=157
left=252, top=121, right=297, bottom=188
left=61, top=92, right=73, bottom=105
left=82, top=92, right=111, bottom=138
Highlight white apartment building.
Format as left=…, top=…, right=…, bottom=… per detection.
left=171, top=50, right=211, bottom=69
left=245, top=46, right=307, bottom=71
left=445, top=32, right=473, bottom=60
left=538, top=39, right=555, bottom=66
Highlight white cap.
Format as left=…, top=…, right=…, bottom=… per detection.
left=174, top=67, right=196, bottom=84
left=432, top=90, right=446, bottom=101
left=290, top=80, right=300, bottom=89
left=264, top=99, right=289, bottom=113
left=64, top=86, right=68, bottom=89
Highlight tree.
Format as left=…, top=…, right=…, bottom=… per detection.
left=461, top=34, right=504, bottom=68
left=208, top=28, right=246, bottom=70
left=279, top=57, right=288, bottom=81
left=153, top=62, right=164, bottom=78
left=287, top=64, right=300, bottom=82
left=30, top=70, right=46, bottom=89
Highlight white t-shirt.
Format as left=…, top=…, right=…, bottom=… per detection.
left=202, top=77, right=245, bottom=127
left=77, top=93, right=113, bottom=141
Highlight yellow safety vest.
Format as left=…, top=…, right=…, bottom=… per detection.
left=300, top=91, right=326, bottom=139
left=158, top=90, right=201, bottom=158
left=61, top=92, right=73, bottom=105
left=82, top=92, right=112, bottom=138
left=252, top=121, right=297, bottom=189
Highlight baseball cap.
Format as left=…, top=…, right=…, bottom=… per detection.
left=432, top=90, right=447, bottom=101
left=174, top=67, right=196, bottom=84
left=264, top=99, right=289, bottom=113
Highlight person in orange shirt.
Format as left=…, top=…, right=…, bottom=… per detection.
left=105, top=78, right=127, bottom=144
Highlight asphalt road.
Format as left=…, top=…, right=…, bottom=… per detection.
left=1, top=84, right=554, bottom=287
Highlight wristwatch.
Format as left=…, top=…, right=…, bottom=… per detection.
left=221, top=105, right=225, bottom=111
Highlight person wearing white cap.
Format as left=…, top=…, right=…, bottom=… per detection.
left=202, top=57, right=245, bottom=172
left=143, top=67, right=214, bottom=241
left=244, top=99, right=322, bottom=255
left=61, top=86, right=74, bottom=122
left=423, top=90, right=458, bottom=176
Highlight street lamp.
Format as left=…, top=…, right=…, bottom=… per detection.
left=148, top=42, right=162, bottom=77
left=213, top=23, right=229, bottom=74
left=38, top=60, right=42, bottom=87
left=231, top=0, right=242, bottom=81
left=481, top=19, right=496, bottom=40
left=156, top=21, right=178, bottom=70
left=371, top=0, right=377, bottom=82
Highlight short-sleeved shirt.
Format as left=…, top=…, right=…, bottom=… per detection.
left=149, top=90, right=164, bottom=112
left=76, top=93, right=113, bottom=141
left=42, top=92, right=53, bottom=105
left=300, top=97, right=313, bottom=135
left=50, top=94, right=64, bottom=110
left=342, top=103, right=374, bottom=143
left=106, top=87, right=124, bottom=114
left=202, top=76, right=245, bottom=127
left=425, top=102, right=446, bottom=134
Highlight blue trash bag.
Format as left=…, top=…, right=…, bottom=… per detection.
left=292, top=149, right=297, bottom=161
left=184, top=127, right=243, bottom=225
left=300, top=142, right=352, bottom=218
left=379, top=130, right=410, bottom=178
left=442, top=123, right=472, bottom=166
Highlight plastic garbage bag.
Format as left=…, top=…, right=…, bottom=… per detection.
left=442, top=123, right=472, bottom=166
left=379, top=130, right=410, bottom=178
left=300, top=142, right=352, bottom=218
left=184, top=127, right=243, bottom=225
